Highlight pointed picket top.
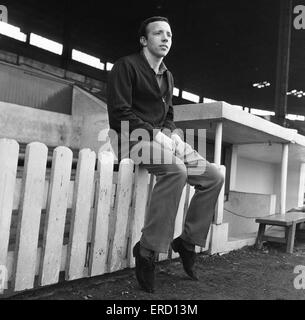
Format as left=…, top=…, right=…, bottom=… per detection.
left=98, top=149, right=116, bottom=162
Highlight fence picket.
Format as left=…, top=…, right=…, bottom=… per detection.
left=128, top=166, right=149, bottom=267
left=38, top=147, right=73, bottom=286
left=13, top=179, right=75, bottom=211
left=0, top=139, right=19, bottom=293
left=108, top=159, right=134, bottom=273
left=12, top=142, right=47, bottom=291
left=89, top=151, right=114, bottom=277
left=65, top=149, right=96, bottom=280
left=1, top=137, right=215, bottom=295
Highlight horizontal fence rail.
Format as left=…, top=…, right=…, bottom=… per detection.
left=0, top=138, right=218, bottom=296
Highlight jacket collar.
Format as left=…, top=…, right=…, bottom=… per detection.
left=140, top=50, right=168, bottom=75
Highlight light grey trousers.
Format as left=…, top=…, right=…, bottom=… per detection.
left=128, top=140, right=224, bottom=253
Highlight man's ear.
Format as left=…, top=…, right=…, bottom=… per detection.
left=140, top=36, right=147, bottom=47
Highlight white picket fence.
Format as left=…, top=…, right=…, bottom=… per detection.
left=0, top=138, right=214, bottom=295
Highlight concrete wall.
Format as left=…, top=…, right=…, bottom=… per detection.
left=0, top=96, right=109, bottom=152
left=228, top=146, right=279, bottom=237
left=272, top=162, right=305, bottom=213
left=72, top=86, right=109, bottom=154
left=230, top=143, right=305, bottom=220
left=223, top=191, right=276, bottom=237
left=72, top=86, right=107, bottom=118
left=0, top=62, right=72, bottom=114
left=0, top=61, right=109, bottom=152
left=79, top=113, right=110, bottom=154
left=234, top=157, right=276, bottom=194
left=0, top=101, right=82, bottom=148
left=285, top=163, right=305, bottom=211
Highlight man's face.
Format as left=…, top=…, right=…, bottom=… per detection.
left=141, top=21, right=172, bottom=58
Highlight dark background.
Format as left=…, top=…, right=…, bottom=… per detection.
left=1, top=0, right=304, bottom=114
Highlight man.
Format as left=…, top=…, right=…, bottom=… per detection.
left=107, top=16, right=224, bottom=293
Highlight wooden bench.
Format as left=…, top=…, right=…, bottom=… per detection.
left=255, top=212, right=305, bottom=253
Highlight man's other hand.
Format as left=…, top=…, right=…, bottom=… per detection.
left=171, top=133, right=185, bottom=155
left=155, top=131, right=175, bottom=152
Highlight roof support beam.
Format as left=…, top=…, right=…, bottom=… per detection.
left=61, top=0, right=73, bottom=70
left=274, top=0, right=293, bottom=126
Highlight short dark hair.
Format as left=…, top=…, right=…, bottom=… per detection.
left=138, top=16, right=170, bottom=39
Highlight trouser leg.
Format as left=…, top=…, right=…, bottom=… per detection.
left=140, top=169, right=187, bottom=253
left=129, top=141, right=187, bottom=253
left=181, top=161, right=224, bottom=247
left=128, top=140, right=224, bottom=253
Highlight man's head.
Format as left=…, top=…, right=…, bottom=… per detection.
left=138, top=16, right=172, bottom=58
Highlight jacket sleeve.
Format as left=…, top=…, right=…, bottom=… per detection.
left=107, top=59, right=159, bottom=141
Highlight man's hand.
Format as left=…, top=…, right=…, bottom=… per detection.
left=155, top=131, right=175, bottom=152
left=171, top=133, right=185, bottom=155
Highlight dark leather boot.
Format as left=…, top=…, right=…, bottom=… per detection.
left=132, top=241, right=155, bottom=293
left=171, top=237, right=198, bottom=280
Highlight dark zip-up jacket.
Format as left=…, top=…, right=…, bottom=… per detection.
left=107, top=52, right=177, bottom=155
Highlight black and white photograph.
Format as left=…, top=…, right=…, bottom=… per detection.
left=0, top=0, right=305, bottom=306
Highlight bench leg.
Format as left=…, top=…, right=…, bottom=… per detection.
left=286, top=222, right=296, bottom=254
left=255, top=224, right=266, bottom=250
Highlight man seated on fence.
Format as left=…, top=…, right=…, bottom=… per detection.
left=106, top=16, right=224, bottom=293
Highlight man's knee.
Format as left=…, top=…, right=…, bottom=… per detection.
left=171, top=163, right=188, bottom=182
left=211, top=164, right=225, bottom=186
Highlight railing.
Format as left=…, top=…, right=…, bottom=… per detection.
left=0, top=138, right=210, bottom=295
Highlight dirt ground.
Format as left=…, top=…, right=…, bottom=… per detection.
left=3, top=241, right=305, bottom=301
